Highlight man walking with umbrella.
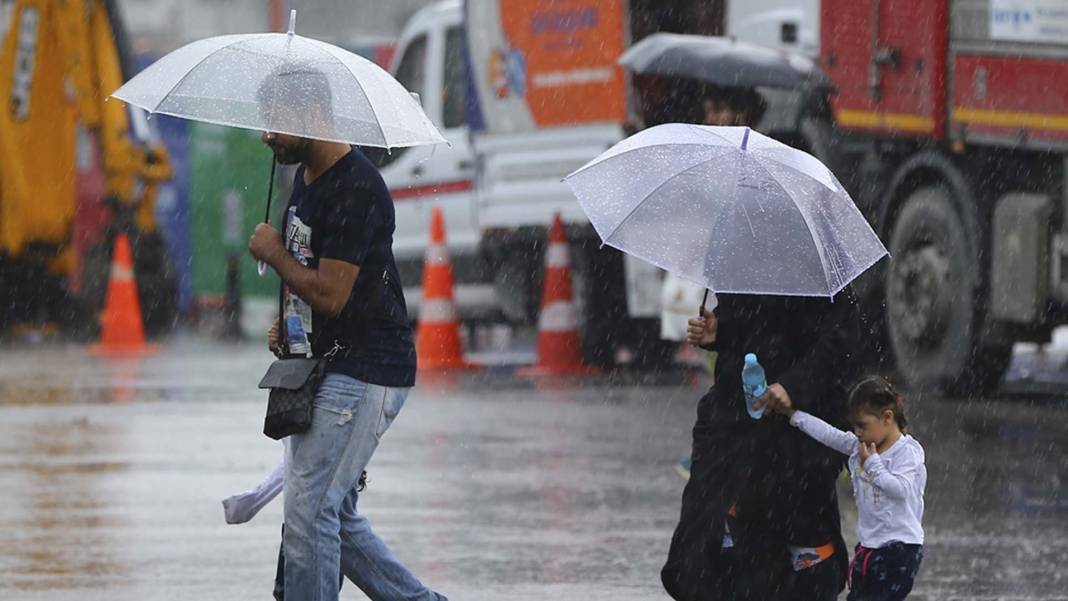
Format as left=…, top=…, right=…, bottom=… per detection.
left=248, top=66, right=446, bottom=601
left=111, top=12, right=447, bottom=600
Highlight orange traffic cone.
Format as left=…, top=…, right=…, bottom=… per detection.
left=415, top=208, right=472, bottom=370
left=90, top=234, right=157, bottom=357
left=519, top=213, right=598, bottom=377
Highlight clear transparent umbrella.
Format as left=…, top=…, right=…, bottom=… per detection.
left=563, top=123, right=888, bottom=298
left=111, top=10, right=444, bottom=149
left=111, top=11, right=444, bottom=274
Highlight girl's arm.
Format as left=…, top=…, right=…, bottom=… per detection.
left=789, top=410, right=859, bottom=456
left=863, top=446, right=925, bottom=501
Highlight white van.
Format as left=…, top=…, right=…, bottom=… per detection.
left=377, top=0, right=492, bottom=319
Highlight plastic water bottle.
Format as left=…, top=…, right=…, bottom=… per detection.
left=742, top=353, right=767, bottom=419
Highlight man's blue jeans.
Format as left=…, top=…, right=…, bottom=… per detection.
left=283, top=373, right=446, bottom=601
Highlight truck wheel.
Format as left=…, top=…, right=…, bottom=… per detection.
left=570, top=240, right=677, bottom=370
left=76, top=241, right=113, bottom=338
left=133, top=231, right=179, bottom=337
left=491, top=245, right=539, bottom=324
left=885, top=186, right=1005, bottom=393
left=571, top=239, right=627, bottom=369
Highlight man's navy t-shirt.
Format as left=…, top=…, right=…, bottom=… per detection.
left=281, top=148, right=416, bottom=387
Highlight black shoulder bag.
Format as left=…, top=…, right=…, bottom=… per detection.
left=255, top=194, right=340, bottom=440
left=257, top=283, right=339, bottom=440
left=257, top=270, right=391, bottom=441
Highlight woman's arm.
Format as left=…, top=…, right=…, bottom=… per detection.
left=789, top=410, right=859, bottom=456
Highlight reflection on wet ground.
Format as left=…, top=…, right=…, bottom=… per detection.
left=0, top=338, right=1066, bottom=600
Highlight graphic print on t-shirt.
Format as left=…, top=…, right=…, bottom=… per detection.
left=284, top=206, right=314, bottom=356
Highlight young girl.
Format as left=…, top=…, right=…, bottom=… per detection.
left=768, top=376, right=926, bottom=601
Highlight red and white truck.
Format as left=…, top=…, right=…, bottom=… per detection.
left=816, top=0, right=1068, bottom=391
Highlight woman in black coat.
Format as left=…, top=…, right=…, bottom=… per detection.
left=662, top=289, right=868, bottom=601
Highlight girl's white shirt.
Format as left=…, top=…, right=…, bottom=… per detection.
left=790, top=411, right=926, bottom=548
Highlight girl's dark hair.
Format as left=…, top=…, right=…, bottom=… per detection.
left=848, top=376, right=907, bottom=432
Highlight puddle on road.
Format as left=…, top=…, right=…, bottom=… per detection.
left=1, top=418, right=129, bottom=592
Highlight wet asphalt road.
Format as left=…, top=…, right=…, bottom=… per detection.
left=0, top=338, right=1066, bottom=601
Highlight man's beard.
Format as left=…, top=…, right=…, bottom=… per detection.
left=270, top=138, right=312, bottom=165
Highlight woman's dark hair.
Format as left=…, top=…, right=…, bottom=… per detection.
left=848, top=376, right=907, bottom=433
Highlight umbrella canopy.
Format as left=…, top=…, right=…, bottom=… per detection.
left=619, top=33, right=829, bottom=91
left=564, top=123, right=887, bottom=298
left=111, top=11, right=444, bottom=149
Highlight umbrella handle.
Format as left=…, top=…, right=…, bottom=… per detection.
left=699, top=288, right=709, bottom=317
left=258, top=155, right=278, bottom=278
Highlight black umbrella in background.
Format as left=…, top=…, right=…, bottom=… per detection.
left=619, top=32, right=830, bottom=91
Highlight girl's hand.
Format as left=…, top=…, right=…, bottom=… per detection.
left=859, top=442, right=878, bottom=466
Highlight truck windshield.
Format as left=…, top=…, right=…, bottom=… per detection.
left=443, top=26, right=466, bottom=129
left=371, top=34, right=428, bottom=168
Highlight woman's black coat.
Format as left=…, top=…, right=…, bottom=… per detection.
left=662, top=288, right=869, bottom=601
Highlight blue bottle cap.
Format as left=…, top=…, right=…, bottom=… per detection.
left=745, top=353, right=757, bottom=365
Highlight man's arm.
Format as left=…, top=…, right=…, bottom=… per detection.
left=249, top=223, right=359, bottom=318
left=274, top=254, right=359, bottom=318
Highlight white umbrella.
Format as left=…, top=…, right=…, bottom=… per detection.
left=111, top=10, right=444, bottom=149
left=112, top=10, right=444, bottom=274
left=563, top=123, right=887, bottom=298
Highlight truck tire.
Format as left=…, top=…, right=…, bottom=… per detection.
left=571, top=239, right=677, bottom=370
left=571, top=238, right=627, bottom=369
left=885, top=186, right=1009, bottom=394
left=490, top=243, right=540, bottom=324
left=78, top=232, right=178, bottom=339
left=133, top=230, right=179, bottom=337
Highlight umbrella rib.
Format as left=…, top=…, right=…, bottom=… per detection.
left=749, top=159, right=838, bottom=294
left=147, top=34, right=271, bottom=114
left=751, top=150, right=843, bottom=195
left=602, top=152, right=728, bottom=243
left=305, top=39, right=391, bottom=146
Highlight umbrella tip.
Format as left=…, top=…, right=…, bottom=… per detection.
left=741, top=127, right=750, bottom=151
left=288, top=9, right=296, bottom=35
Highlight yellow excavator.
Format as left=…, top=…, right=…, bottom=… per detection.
left=0, top=0, right=174, bottom=338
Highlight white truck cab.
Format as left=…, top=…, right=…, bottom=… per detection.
left=378, top=0, right=486, bottom=317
